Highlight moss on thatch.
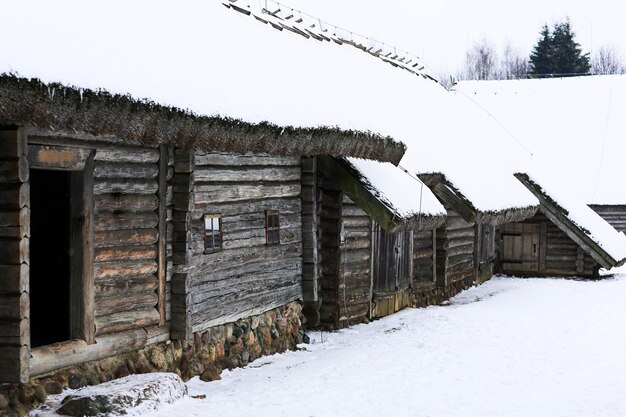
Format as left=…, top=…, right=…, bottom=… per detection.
left=0, top=74, right=406, bottom=164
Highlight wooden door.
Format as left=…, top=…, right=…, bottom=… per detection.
left=500, top=223, right=540, bottom=272
left=372, top=225, right=411, bottom=293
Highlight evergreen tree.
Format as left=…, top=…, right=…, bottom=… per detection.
left=529, top=19, right=590, bottom=76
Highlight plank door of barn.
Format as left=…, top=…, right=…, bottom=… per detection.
left=500, top=223, right=541, bottom=273
left=372, top=224, right=411, bottom=305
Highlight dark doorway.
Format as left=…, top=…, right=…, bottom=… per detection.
left=30, top=169, right=72, bottom=347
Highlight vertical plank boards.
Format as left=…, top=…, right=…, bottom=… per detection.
left=157, top=145, right=168, bottom=326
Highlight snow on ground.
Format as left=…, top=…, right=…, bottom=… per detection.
left=131, top=275, right=626, bottom=417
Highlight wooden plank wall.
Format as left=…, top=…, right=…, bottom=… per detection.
left=0, top=131, right=171, bottom=377
left=443, top=209, right=475, bottom=285
left=188, top=153, right=303, bottom=334
left=90, top=144, right=163, bottom=337
left=300, top=158, right=321, bottom=324
left=337, top=195, right=371, bottom=326
left=0, top=128, right=30, bottom=383
left=318, top=177, right=342, bottom=327
left=589, top=205, right=626, bottom=233
left=413, top=229, right=435, bottom=285
left=170, top=149, right=194, bottom=340
left=536, top=212, right=596, bottom=276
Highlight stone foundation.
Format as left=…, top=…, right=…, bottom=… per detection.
left=412, top=275, right=477, bottom=308
left=0, top=302, right=303, bottom=417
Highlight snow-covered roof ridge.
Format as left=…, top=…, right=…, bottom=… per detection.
left=0, top=74, right=406, bottom=163
left=222, top=0, right=437, bottom=82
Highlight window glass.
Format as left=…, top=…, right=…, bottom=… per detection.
left=204, top=214, right=222, bottom=251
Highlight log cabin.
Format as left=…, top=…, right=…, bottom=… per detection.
left=0, top=75, right=407, bottom=384
left=301, top=156, right=447, bottom=328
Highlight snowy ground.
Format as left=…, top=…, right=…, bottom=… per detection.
left=52, top=275, right=626, bottom=417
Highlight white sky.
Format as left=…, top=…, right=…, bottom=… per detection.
left=285, top=0, right=626, bottom=76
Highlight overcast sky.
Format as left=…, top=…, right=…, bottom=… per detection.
left=285, top=0, right=626, bottom=76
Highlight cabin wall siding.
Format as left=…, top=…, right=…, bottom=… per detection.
left=413, top=229, right=435, bottom=286
left=443, top=209, right=475, bottom=285
left=92, top=146, right=162, bottom=337
left=300, top=157, right=322, bottom=326
left=9, top=132, right=171, bottom=377
left=499, top=212, right=598, bottom=277
left=589, top=205, right=626, bottom=234
left=0, top=127, right=30, bottom=383
left=187, top=153, right=303, bottom=334
left=338, top=195, right=371, bottom=326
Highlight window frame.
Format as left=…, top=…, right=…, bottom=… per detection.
left=203, top=214, right=223, bottom=253
left=265, top=210, right=281, bottom=245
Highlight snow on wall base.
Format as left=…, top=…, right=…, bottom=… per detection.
left=1, top=302, right=304, bottom=417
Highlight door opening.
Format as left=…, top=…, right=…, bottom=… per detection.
left=29, top=169, right=72, bottom=347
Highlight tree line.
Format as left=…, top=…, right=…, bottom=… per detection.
left=443, top=18, right=625, bottom=86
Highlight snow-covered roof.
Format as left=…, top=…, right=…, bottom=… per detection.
left=455, top=76, right=626, bottom=264
left=347, top=157, right=446, bottom=221
left=0, top=0, right=540, bottom=223
left=456, top=75, right=626, bottom=205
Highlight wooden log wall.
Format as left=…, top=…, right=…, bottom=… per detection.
left=512, top=212, right=597, bottom=277
left=337, top=195, right=371, bottom=326
left=170, top=149, right=194, bottom=340
left=300, top=158, right=321, bottom=326
left=21, top=131, right=170, bottom=376
left=475, top=224, right=496, bottom=283
left=413, top=229, right=435, bottom=286
left=440, top=209, right=475, bottom=286
left=188, top=153, right=303, bottom=334
left=90, top=144, right=162, bottom=336
left=589, top=205, right=626, bottom=234
left=318, top=177, right=342, bottom=327
left=0, top=127, right=30, bottom=383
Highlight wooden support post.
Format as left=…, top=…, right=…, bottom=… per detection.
left=157, top=145, right=168, bottom=326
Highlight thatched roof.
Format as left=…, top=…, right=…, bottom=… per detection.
left=419, top=173, right=539, bottom=225
left=0, top=75, right=406, bottom=164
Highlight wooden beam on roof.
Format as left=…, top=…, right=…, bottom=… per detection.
left=316, top=156, right=399, bottom=231
left=515, top=173, right=620, bottom=269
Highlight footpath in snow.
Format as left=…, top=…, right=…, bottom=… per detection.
left=40, top=275, right=626, bottom=417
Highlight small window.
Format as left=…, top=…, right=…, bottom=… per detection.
left=204, top=214, right=222, bottom=252
left=265, top=210, right=280, bottom=245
